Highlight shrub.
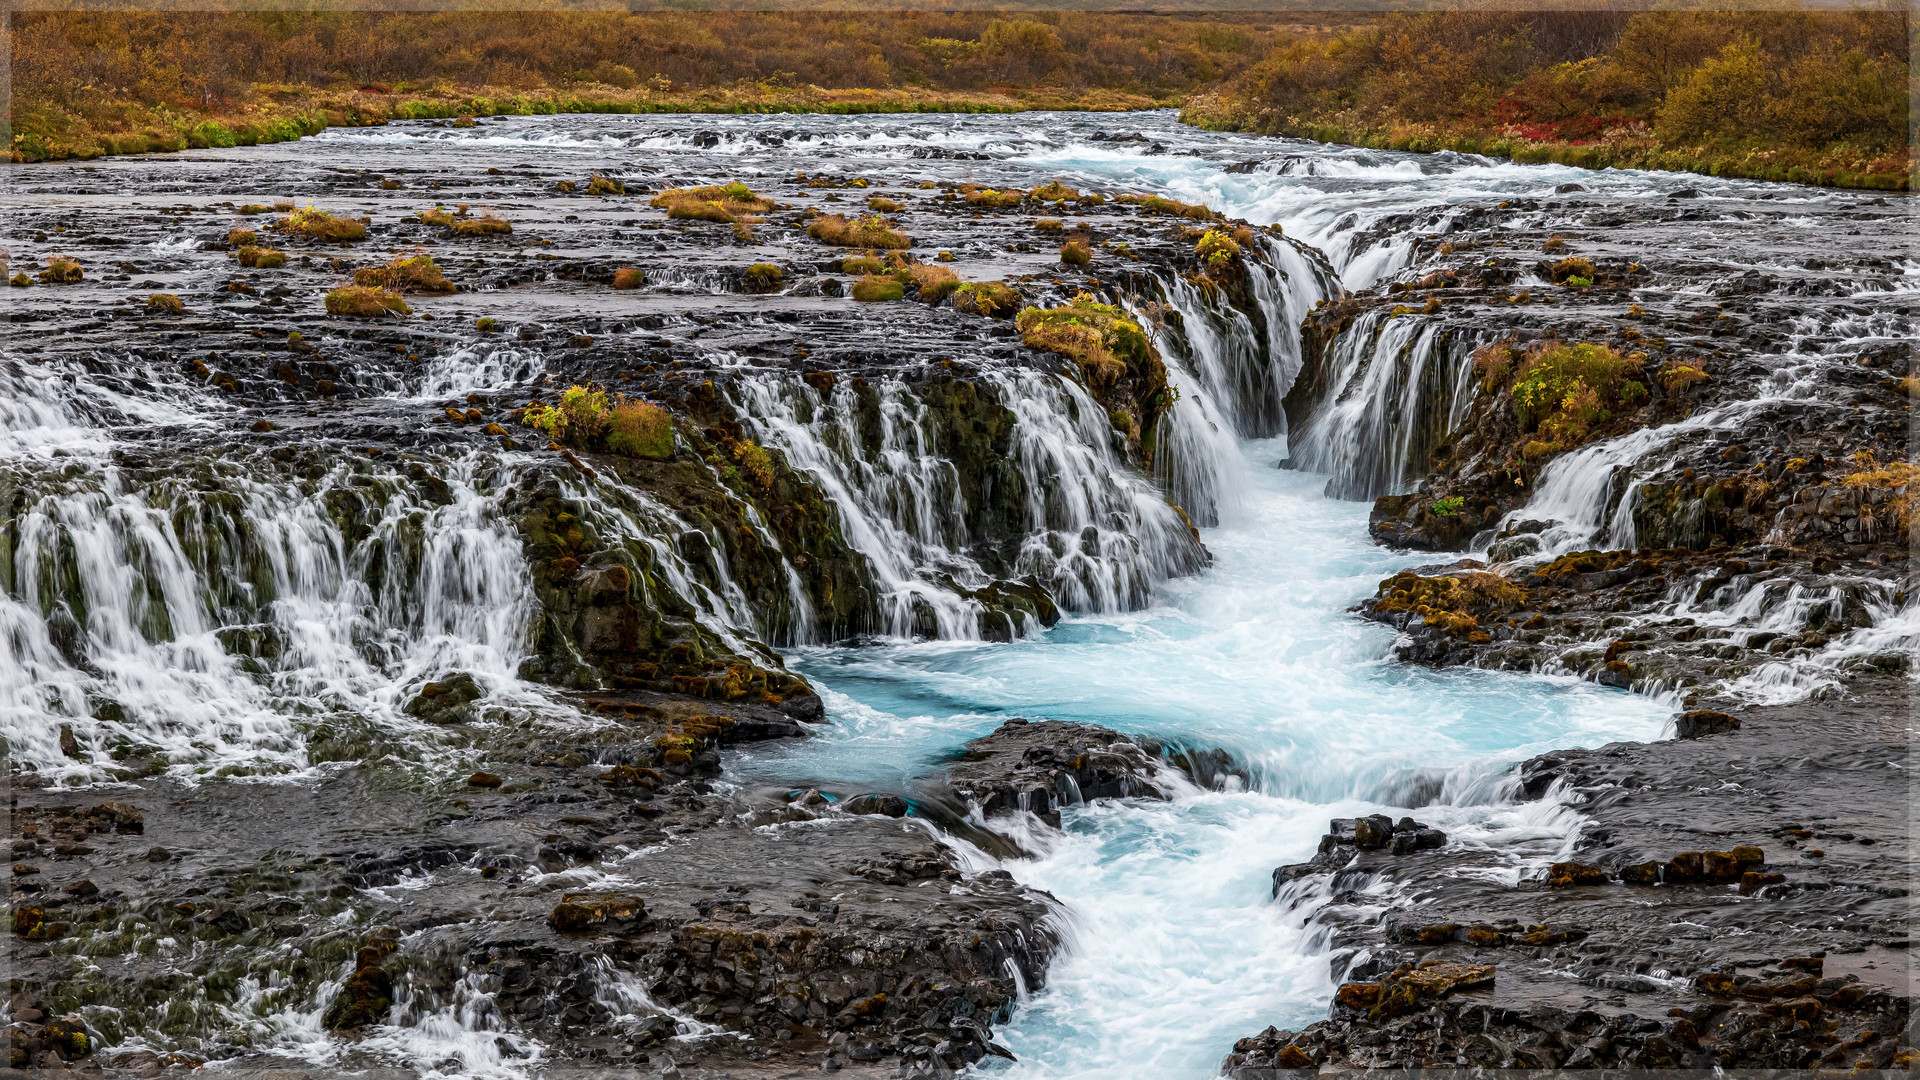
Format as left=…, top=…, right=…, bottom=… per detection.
left=237, top=204, right=270, bottom=216
left=325, top=286, right=410, bottom=317
left=453, top=114, right=477, bottom=128
left=1429, top=495, right=1465, bottom=517
left=1031, top=180, right=1079, bottom=202
left=586, top=174, right=625, bottom=196
left=278, top=207, right=367, bottom=242
left=1035, top=218, right=1065, bottom=233
left=731, top=440, right=777, bottom=491
left=808, top=214, right=909, bottom=249
left=227, top=227, right=257, bottom=247
left=851, top=275, right=905, bottom=302
left=1195, top=230, right=1242, bottom=268
left=525, top=385, right=610, bottom=441
left=1507, top=341, right=1637, bottom=441
left=953, top=281, right=1022, bottom=318
left=1658, top=363, right=1708, bottom=391
left=476, top=317, right=499, bottom=332
left=238, top=247, right=287, bottom=268
left=905, top=263, right=958, bottom=303
left=1015, top=294, right=1151, bottom=396
left=866, top=196, right=903, bottom=213
left=147, top=293, right=184, bottom=313
left=963, top=187, right=1023, bottom=208
left=353, top=254, right=455, bottom=294
left=612, top=267, right=646, bottom=290
left=1059, top=240, right=1092, bottom=266
left=742, top=263, right=784, bottom=293
left=449, top=215, right=512, bottom=236
left=1549, top=256, right=1596, bottom=283
left=38, top=257, right=82, bottom=283
left=419, top=209, right=456, bottom=228
left=606, top=399, right=673, bottom=459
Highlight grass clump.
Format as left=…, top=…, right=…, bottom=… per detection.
left=352, top=253, right=455, bottom=294
left=1031, top=180, right=1079, bottom=202
left=277, top=207, right=367, bottom=242
left=449, top=214, right=512, bottom=236
left=237, top=204, right=270, bottom=216
left=953, top=281, right=1022, bottom=318
left=905, top=263, right=958, bottom=303
left=476, top=316, right=499, bottom=332
left=147, top=292, right=184, bottom=313
left=524, top=385, right=608, bottom=441
left=866, top=196, right=903, bottom=213
left=39, top=257, right=83, bottom=283
left=1035, top=218, right=1065, bottom=233
left=452, top=115, right=476, bottom=129
left=237, top=246, right=287, bottom=268
left=838, top=255, right=887, bottom=275
left=1195, top=229, right=1242, bottom=268
left=1476, top=340, right=1643, bottom=457
left=418, top=208, right=455, bottom=228
left=9, top=273, right=30, bottom=288
left=586, top=174, right=625, bottom=196
left=808, top=213, right=909, bottom=249
left=962, top=186, right=1023, bottom=209
left=742, top=263, right=784, bottom=293
left=1118, top=193, right=1216, bottom=221
left=324, top=285, right=410, bottom=317
left=1059, top=239, right=1092, bottom=266
left=651, top=182, right=772, bottom=225
left=851, top=275, right=905, bottom=302
left=1549, top=256, right=1597, bottom=283
left=227, top=227, right=257, bottom=247
left=1016, top=294, right=1150, bottom=396
left=606, top=399, right=674, bottom=459
left=1657, top=362, right=1708, bottom=391
left=612, top=267, right=646, bottom=290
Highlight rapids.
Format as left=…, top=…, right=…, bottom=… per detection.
left=2, top=109, right=1909, bottom=1077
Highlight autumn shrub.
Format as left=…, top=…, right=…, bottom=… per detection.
left=838, top=255, right=886, bottom=276
left=525, top=385, right=610, bottom=442
left=963, top=187, right=1023, bottom=209
left=586, top=173, right=625, bottom=196
left=1195, top=229, right=1242, bottom=268
left=238, top=246, right=287, bottom=268
left=1505, top=341, right=1639, bottom=448
left=612, top=267, right=645, bottom=290
left=419, top=209, right=456, bottom=228
left=651, top=183, right=772, bottom=227
left=1118, top=193, right=1216, bottom=221
left=1549, top=256, right=1596, bottom=283
left=1031, top=180, right=1080, bottom=202
left=866, top=196, right=903, bottom=213
left=1059, top=239, right=1092, bottom=266
left=147, top=292, right=184, bottom=313
left=227, top=227, right=256, bottom=247
left=1034, top=218, right=1065, bottom=233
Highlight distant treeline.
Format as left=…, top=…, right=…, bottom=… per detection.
left=1184, top=10, right=1909, bottom=188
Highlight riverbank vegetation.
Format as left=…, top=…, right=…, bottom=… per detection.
left=1182, top=10, right=1908, bottom=190
left=9, top=9, right=1907, bottom=189
left=8, top=10, right=1321, bottom=161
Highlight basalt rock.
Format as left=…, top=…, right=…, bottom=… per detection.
left=943, top=718, right=1178, bottom=828
left=1273, top=815, right=1447, bottom=892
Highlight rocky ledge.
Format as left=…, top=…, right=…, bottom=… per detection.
left=1222, top=675, right=1914, bottom=1075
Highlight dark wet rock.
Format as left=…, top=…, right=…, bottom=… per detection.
left=1233, top=677, right=1912, bottom=1074
left=1674, top=708, right=1741, bottom=738
left=842, top=793, right=909, bottom=817
left=1273, top=815, right=1446, bottom=891
left=943, top=718, right=1178, bottom=828
left=402, top=672, right=483, bottom=722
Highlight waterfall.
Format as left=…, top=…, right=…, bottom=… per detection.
left=1283, top=308, right=1479, bottom=501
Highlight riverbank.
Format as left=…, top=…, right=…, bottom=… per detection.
left=1180, top=95, right=1910, bottom=192
left=9, top=83, right=1168, bottom=163
left=1224, top=673, right=1914, bottom=1074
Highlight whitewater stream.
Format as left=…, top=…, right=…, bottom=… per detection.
left=3, top=109, right=1908, bottom=1077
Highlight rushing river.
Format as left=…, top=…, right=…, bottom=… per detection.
left=4, top=109, right=1907, bottom=1077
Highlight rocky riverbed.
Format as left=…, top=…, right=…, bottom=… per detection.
left=3, top=112, right=1913, bottom=1077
